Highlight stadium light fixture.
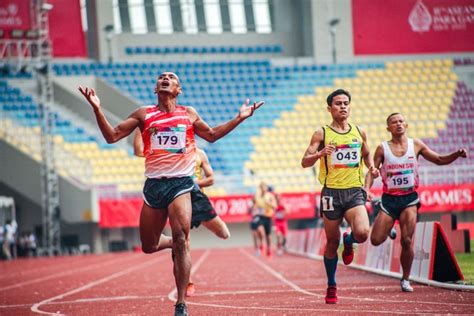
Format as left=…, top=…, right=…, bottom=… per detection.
left=328, top=18, right=340, bottom=64
left=41, top=3, right=54, bottom=12
left=104, top=24, right=115, bottom=64
left=11, top=30, right=24, bottom=39
left=26, top=30, right=39, bottom=39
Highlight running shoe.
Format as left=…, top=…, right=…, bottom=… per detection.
left=255, top=249, right=261, bottom=257
left=400, top=279, right=414, bottom=292
left=325, top=285, right=338, bottom=304
left=266, top=249, right=272, bottom=259
left=186, top=282, right=196, bottom=297
left=389, top=228, right=397, bottom=240
left=342, top=232, right=354, bottom=265
left=277, top=249, right=283, bottom=256
left=174, top=303, right=189, bottom=316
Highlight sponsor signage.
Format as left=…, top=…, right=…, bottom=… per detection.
left=352, top=0, right=474, bottom=54
left=0, top=0, right=31, bottom=30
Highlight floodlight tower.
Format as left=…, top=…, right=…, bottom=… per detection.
left=36, top=0, right=60, bottom=256
left=0, top=0, right=60, bottom=255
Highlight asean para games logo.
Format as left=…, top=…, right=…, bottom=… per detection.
left=408, top=0, right=432, bottom=33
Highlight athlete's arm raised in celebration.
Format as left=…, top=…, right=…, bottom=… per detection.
left=415, top=139, right=467, bottom=165
left=301, top=127, right=335, bottom=168
left=196, top=149, right=214, bottom=188
left=359, top=127, right=379, bottom=178
left=187, top=99, right=264, bottom=143
left=78, top=86, right=143, bottom=143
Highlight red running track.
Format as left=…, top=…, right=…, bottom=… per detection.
left=1, top=248, right=473, bottom=315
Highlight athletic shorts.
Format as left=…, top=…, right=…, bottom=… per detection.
left=250, top=215, right=262, bottom=230
left=190, top=187, right=217, bottom=229
left=260, top=216, right=273, bottom=236
left=143, top=177, right=195, bottom=209
left=380, top=192, right=420, bottom=220
left=274, top=220, right=288, bottom=236
left=320, top=187, right=367, bottom=220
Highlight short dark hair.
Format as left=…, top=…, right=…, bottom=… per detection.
left=386, top=112, right=401, bottom=125
left=326, top=89, right=351, bottom=106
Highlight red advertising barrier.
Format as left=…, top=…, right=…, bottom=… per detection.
left=99, top=199, right=142, bottom=228
left=352, top=0, right=474, bottom=54
left=209, top=192, right=317, bottom=223
left=98, top=184, right=474, bottom=228
left=369, top=184, right=474, bottom=213
left=0, top=0, right=31, bottom=30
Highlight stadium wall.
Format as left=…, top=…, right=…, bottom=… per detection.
left=0, top=140, right=98, bottom=224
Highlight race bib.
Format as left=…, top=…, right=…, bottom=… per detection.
left=387, top=172, right=415, bottom=191
left=321, top=196, right=334, bottom=211
left=150, top=125, right=186, bottom=153
left=331, top=143, right=361, bottom=168
left=275, top=212, right=285, bottom=220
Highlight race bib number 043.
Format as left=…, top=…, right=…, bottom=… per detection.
left=331, top=143, right=361, bottom=168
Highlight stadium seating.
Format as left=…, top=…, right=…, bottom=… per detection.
left=124, top=44, right=283, bottom=56
left=2, top=57, right=472, bottom=195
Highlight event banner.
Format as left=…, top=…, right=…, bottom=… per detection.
left=0, top=0, right=31, bottom=30
left=209, top=192, right=317, bottom=223
left=369, top=184, right=474, bottom=213
left=98, top=184, right=474, bottom=227
left=48, top=0, right=87, bottom=57
left=352, top=0, right=474, bottom=54
left=98, top=192, right=317, bottom=228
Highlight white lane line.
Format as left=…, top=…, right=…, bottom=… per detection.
left=187, top=301, right=423, bottom=315
left=30, top=255, right=166, bottom=315
left=241, top=248, right=474, bottom=308
left=167, top=249, right=211, bottom=302
left=0, top=254, right=141, bottom=291
left=239, top=248, right=322, bottom=297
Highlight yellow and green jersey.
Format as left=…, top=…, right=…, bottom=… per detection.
left=318, top=123, right=365, bottom=189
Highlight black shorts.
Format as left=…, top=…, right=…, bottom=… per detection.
left=320, top=187, right=367, bottom=220
left=380, top=192, right=420, bottom=220
left=260, top=216, right=272, bottom=236
left=191, top=187, right=217, bottom=229
left=250, top=215, right=262, bottom=230
left=143, top=177, right=195, bottom=209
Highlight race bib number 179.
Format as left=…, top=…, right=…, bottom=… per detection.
left=150, top=125, right=186, bottom=153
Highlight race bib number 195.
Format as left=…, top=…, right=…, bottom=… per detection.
left=387, top=172, right=415, bottom=191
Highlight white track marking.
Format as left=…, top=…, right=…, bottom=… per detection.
left=239, top=248, right=323, bottom=297
left=240, top=248, right=474, bottom=307
left=187, top=301, right=426, bottom=315
left=0, top=254, right=140, bottom=291
left=30, top=255, right=166, bottom=315
left=167, top=249, right=211, bottom=302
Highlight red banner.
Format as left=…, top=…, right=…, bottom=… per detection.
left=99, top=199, right=142, bottom=228
left=48, top=0, right=87, bottom=57
left=352, top=0, right=474, bottom=54
left=98, top=185, right=474, bottom=228
left=209, top=192, right=317, bottom=223
left=0, top=0, right=31, bottom=30
left=369, top=184, right=474, bottom=213
left=99, top=192, right=317, bottom=228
